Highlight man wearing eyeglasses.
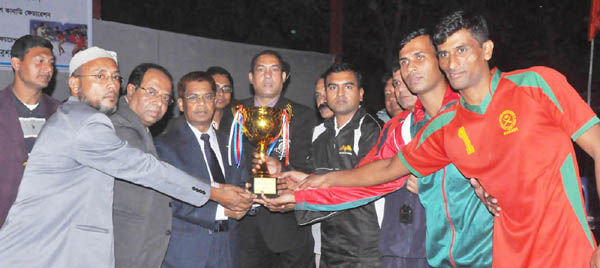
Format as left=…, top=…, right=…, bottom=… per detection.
left=156, top=71, right=251, bottom=268
left=0, top=47, right=254, bottom=267
left=207, top=66, right=236, bottom=134
left=108, top=63, right=177, bottom=268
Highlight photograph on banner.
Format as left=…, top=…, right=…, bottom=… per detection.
left=30, top=20, right=88, bottom=57
left=0, top=0, right=92, bottom=70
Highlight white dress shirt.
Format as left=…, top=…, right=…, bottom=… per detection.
left=187, top=122, right=228, bottom=220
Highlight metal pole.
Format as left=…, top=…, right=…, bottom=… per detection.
left=588, top=38, right=595, bottom=105
left=330, top=0, right=343, bottom=62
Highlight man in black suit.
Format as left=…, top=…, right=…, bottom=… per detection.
left=238, top=50, right=316, bottom=268
left=155, top=71, right=254, bottom=268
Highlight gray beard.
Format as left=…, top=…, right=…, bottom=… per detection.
left=78, top=94, right=117, bottom=115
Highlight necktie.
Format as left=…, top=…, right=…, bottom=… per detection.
left=200, top=133, right=226, bottom=184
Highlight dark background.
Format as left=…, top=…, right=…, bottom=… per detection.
left=100, top=0, right=600, bottom=232
left=101, top=0, right=600, bottom=110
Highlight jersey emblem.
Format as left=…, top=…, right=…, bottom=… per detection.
left=458, top=126, right=475, bottom=155
left=339, top=145, right=353, bottom=152
left=499, top=110, right=518, bottom=135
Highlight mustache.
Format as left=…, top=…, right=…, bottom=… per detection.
left=318, top=103, right=330, bottom=110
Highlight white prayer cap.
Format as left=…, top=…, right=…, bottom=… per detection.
left=69, top=46, right=118, bottom=76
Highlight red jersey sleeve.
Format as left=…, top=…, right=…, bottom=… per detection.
left=358, top=117, right=405, bottom=166
left=507, top=67, right=599, bottom=140
left=294, top=176, right=408, bottom=211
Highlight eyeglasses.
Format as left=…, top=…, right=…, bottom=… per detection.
left=76, top=73, right=123, bottom=84
left=216, top=85, right=233, bottom=94
left=184, top=93, right=216, bottom=103
left=138, top=86, right=174, bottom=105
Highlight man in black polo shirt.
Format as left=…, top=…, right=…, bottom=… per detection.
left=238, top=50, right=316, bottom=268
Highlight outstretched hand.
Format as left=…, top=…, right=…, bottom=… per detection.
left=253, top=170, right=307, bottom=212
left=254, top=172, right=331, bottom=212
left=275, top=170, right=309, bottom=190
left=297, top=173, right=330, bottom=190
left=470, top=178, right=501, bottom=216
left=254, top=192, right=296, bottom=212
left=225, top=208, right=247, bottom=219
left=212, top=183, right=255, bottom=212
left=406, top=175, right=419, bottom=194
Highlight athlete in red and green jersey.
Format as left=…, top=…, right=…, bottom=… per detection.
left=400, top=64, right=598, bottom=267
left=262, top=11, right=600, bottom=268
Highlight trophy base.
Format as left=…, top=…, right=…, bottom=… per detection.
left=252, top=176, right=278, bottom=198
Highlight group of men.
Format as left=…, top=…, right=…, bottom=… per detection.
left=257, top=17, right=494, bottom=268
left=260, top=9, right=600, bottom=268
left=0, top=8, right=600, bottom=268
left=0, top=32, right=316, bottom=267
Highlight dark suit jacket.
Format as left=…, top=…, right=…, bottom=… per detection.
left=217, top=103, right=235, bottom=135
left=238, top=97, right=316, bottom=252
left=155, top=117, right=249, bottom=268
left=110, top=96, right=173, bottom=268
left=0, top=86, right=60, bottom=227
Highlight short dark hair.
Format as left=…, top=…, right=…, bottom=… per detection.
left=177, top=71, right=216, bottom=98
left=206, top=66, right=234, bottom=90
left=399, top=28, right=431, bottom=52
left=249, top=50, right=285, bottom=73
left=319, top=71, right=327, bottom=80
left=323, top=62, right=363, bottom=89
left=391, top=62, right=401, bottom=73
left=382, top=72, right=394, bottom=84
left=10, top=35, right=53, bottom=60
left=127, top=63, right=173, bottom=93
left=282, top=61, right=291, bottom=76
left=313, top=71, right=326, bottom=88
left=433, top=10, right=489, bottom=46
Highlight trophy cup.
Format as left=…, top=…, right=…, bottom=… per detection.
left=236, top=106, right=288, bottom=197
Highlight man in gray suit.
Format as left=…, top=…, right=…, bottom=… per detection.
left=0, top=47, right=254, bottom=268
left=109, top=63, right=176, bottom=268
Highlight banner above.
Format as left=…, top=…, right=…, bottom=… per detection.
left=0, top=0, right=92, bottom=70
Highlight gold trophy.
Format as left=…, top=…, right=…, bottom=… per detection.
left=239, top=106, right=287, bottom=197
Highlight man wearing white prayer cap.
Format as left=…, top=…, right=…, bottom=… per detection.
left=0, top=47, right=254, bottom=267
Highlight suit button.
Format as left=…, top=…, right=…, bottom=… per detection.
left=247, top=207, right=259, bottom=216
left=192, top=186, right=206, bottom=195
left=166, top=230, right=171, bottom=236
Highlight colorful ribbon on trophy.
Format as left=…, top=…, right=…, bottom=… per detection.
left=266, top=140, right=278, bottom=155
left=281, top=110, right=290, bottom=166
left=228, top=105, right=244, bottom=167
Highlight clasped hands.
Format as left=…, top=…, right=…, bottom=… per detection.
left=250, top=153, right=329, bottom=212
left=250, top=153, right=501, bottom=217
left=212, top=183, right=255, bottom=220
